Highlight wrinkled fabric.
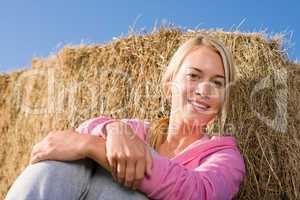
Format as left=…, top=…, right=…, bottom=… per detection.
left=76, top=116, right=246, bottom=200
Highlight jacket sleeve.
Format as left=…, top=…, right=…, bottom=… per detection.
left=75, top=115, right=149, bottom=141
left=76, top=116, right=245, bottom=200
left=139, top=148, right=245, bottom=200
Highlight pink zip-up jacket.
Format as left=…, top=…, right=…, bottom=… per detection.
left=75, top=116, right=246, bottom=200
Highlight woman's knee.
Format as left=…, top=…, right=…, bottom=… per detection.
left=5, top=159, right=95, bottom=200
left=86, top=165, right=149, bottom=200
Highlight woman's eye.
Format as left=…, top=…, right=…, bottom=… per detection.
left=212, top=80, right=223, bottom=87
left=187, top=74, right=199, bottom=80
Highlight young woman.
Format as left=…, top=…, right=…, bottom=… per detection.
left=5, top=34, right=246, bottom=200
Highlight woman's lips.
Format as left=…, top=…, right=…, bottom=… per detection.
left=187, top=99, right=210, bottom=112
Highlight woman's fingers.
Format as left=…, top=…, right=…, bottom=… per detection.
left=116, top=158, right=126, bottom=184
left=30, top=146, right=38, bottom=157
left=30, top=142, right=45, bottom=161
left=124, top=161, right=136, bottom=188
left=131, top=158, right=146, bottom=189
left=30, top=152, right=48, bottom=164
left=145, top=148, right=153, bottom=176
left=31, top=141, right=43, bottom=155
left=30, top=143, right=53, bottom=164
left=107, top=152, right=117, bottom=180
left=135, top=157, right=146, bottom=181
left=112, top=159, right=118, bottom=181
left=132, top=180, right=139, bottom=190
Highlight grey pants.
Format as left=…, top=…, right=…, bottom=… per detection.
left=5, top=159, right=149, bottom=200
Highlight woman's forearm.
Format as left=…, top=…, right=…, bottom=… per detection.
left=83, top=134, right=112, bottom=172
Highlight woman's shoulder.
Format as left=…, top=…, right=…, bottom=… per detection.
left=196, top=134, right=245, bottom=167
left=208, top=133, right=238, bottom=146
left=205, top=134, right=245, bottom=168
left=190, top=133, right=243, bottom=162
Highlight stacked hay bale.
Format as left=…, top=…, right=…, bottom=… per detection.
left=0, top=28, right=299, bottom=199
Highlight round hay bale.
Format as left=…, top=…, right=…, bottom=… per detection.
left=0, top=28, right=299, bottom=199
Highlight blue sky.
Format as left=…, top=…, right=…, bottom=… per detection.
left=0, top=0, right=299, bottom=73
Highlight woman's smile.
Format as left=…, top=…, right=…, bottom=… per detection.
left=187, top=98, right=210, bottom=113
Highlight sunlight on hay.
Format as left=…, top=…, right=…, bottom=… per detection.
left=0, top=28, right=299, bottom=199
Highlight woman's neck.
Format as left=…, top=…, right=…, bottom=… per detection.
left=163, top=115, right=205, bottom=153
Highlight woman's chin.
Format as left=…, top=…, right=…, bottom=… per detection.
left=183, top=110, right=215, bottom=125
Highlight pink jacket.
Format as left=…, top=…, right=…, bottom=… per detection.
left=76, top=116, right=246, bottom=200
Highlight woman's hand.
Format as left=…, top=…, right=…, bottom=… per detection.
left=105, top=121, right=153, bottom=190
left=30, top=128, right=88, bottom=164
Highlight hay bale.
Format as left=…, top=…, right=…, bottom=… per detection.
left=0, top=28, right=299, bottom=199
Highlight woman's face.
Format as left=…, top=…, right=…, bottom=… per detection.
left=170, top=45, right=226, bottom=126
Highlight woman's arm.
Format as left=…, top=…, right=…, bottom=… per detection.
left=30, top=116, right=151, bottom=190
left=76, top=115, right=149, bottom=141
left=78, top=118, right=245, bottom=199
left=77, top=116, right=152, bottom=189
left=30, top=128, right=112, bottom=173
left=83, top=134, right=112, bottom=172
left=30, top=117, right=245, bottom=199
left=83, top=131, right=153, bottom=191
left=85, top=133, right=245, bottom=200
left=136, top=148, right=245, bottom=200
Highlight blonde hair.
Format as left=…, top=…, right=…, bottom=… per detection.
left=146, top=34, right=236, bottom=151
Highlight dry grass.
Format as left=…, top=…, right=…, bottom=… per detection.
left=0, top=28, right=299, bottom=199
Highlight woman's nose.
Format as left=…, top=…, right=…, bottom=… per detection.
left=195, top=82, right=211, bottom=97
